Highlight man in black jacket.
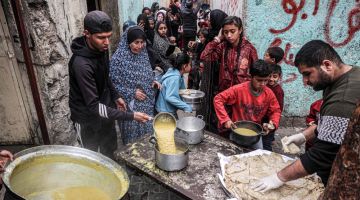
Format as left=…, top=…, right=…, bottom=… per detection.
left=69, top=11, right=151, bottom=159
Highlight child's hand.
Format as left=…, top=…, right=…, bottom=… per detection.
left=224, top=120, right=236, bottom=129
left=138, top=22, right=144, bottom=29
left=214, top=28, right=224, bottom=42
left=152, top=81, right=162, bottom=90
left=262, top=121, right=275, bottom=134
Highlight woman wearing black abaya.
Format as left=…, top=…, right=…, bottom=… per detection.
left=208, top=9, right=228, bottom=40
left=198, top=9, right=228, bottom=132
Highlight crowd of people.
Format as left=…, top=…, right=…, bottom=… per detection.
left=2, top=0, right=358, bottom=195
left=67, top=0, right=360, bottom=192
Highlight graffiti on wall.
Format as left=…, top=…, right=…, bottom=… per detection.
left=268, top=0, right=360, bottom=69
left=270, top=0, right=360, bottom=47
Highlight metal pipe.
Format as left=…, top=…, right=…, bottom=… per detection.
left=10, top=0, right=50, bottom=144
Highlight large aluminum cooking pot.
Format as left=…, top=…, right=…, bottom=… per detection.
left=230, top=121, right=264, bottom=147
left=176, top=115, right=205, bottom=144
left=149, top=137, right=189, bottom=171
left=3, top=145, right=129, bottom=200
left=179, top=89, right=205, bottom=111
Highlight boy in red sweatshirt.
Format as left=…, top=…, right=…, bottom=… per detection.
left=214, top=60, right=281, bottom=149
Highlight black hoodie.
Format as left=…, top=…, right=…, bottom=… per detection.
left=69, top=36, right=134, bottom=123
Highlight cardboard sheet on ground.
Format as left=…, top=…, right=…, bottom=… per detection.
left=218, top=150, right=324, bottom=200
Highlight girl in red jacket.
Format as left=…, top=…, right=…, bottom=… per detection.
left=200, top=16, right=258, bottom=93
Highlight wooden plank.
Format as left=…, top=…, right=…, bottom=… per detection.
left=115, top=131, right=245, bottom=200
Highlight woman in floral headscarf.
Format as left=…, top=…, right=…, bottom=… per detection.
left=110, top=26, right=159, bottom=144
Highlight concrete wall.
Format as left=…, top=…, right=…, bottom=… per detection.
left=210, top=0, right=360, bottom=116
left=100, top=0, right=121, bottom=54
left=2, top=0, right=87, bottom=144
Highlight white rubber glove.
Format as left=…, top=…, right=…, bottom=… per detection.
left=251, top=173, right=285, bottom=193
left=284, top=132, right=306, bottom=146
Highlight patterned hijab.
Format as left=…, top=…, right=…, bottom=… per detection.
left=153, top=22, right=170, bottom=55
left=110, top=26, right=154, bottom=105
left=153, top=22, right=172, bottom=70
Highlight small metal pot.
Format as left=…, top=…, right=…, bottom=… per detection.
left=176, top=115, right=205, bottom=144
left=149, top=137, right=189, bottom=171
left=179, top=89, right=205, bottom=111
left=230, top=121, right=264, bottom=147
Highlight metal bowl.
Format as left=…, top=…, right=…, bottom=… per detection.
left=179, top=89, right=205, bottom=111
left=230, top=121, right=264, bottom=147
left=3, top=145, right=129, bottom=200
left=176, top=115, right=205, bottom=144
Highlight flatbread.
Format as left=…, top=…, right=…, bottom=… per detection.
left=224, top=153, right=324, bottom=200
left=281, top=136, right=301, bottom=154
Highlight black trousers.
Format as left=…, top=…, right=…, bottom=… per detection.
left=74, top=118, right=117, bottom=159
left=262, top=132, right=275, bottom=151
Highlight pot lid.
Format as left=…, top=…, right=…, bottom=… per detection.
left=179, top=89, right=205, bottom=100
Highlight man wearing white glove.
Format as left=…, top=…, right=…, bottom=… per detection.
left=285, top=132, right=306, bottom=146
left=251, top=40, right=360, bottom=192
left=285, top=123, right=317, bottom=148
left=251, top=173, right=285, bottom=193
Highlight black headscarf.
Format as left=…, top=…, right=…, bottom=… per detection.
left=127, top=26, right=146, bottom=44
left=209, top=9, right=228, bottom=40
left=146, top=16, right=155, bottom=43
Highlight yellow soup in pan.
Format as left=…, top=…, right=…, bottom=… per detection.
left=154, top=120, right=179, bottom=154
left=233, top=128, right=258, bottom=136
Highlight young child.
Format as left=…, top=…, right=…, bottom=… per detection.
left=214, top=60, right=281, bottom=149
left=264, top=46, right=284, bottom=64
left=155, top=53, right=192, bottom=116
left=262, top=46, right=285, bottom=151
left=188, top=28, right=209, bottom=89
left=262, top=64, right=284, bottom=151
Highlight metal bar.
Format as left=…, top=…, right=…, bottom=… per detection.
left=10, top=0, right=50, bottom=144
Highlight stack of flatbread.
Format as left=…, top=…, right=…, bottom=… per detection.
left=224, top=153, right=324, bottom=200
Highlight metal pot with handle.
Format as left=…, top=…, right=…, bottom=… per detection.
left=230, top=121, right=265, bottom=147
left=149, top=137, right=189, bottom=171
left=2, top=145, right=129, bottom=200
left=176, top=115, right=205, bottom=144
left=179, top=89, right=205, bottom=111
